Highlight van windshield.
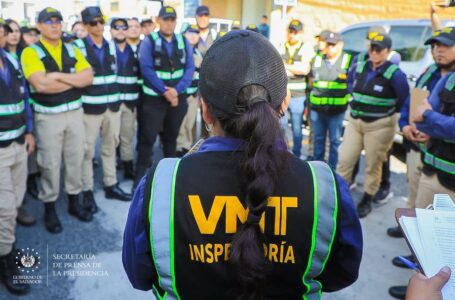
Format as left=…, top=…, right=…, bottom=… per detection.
left=342, top=25, right=432, bottom=62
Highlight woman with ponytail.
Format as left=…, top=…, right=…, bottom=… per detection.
left=123, top=30, right=362, bottom=300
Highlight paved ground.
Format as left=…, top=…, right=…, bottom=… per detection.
left=1, top=126, right=415, bottom=300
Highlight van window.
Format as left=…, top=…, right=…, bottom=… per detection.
left=342, top=25, right=432, bottom=62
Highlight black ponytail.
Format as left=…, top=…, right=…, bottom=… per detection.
left=211, top=84, right=289, bottom=299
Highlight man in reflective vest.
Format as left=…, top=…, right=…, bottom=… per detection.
left=135, top=6, right=194, bottom=185
left=176, top=24, right=203, bottom=156
left=110, top=18, right=139, bottom=180
left=413, top=27, right=455, bottom=208
left=0, top=19, right=34, bottom=295
left=21, top=7, right=94, bottom=233
left=280, top=20, right=314, bottom=158
left=195, top=5, right=217, bottom=57
left=337, top=33, right=409, bottom=218
left=309, top=31, right=351, bottom=169
left=75, top=6, right=132, bottom=208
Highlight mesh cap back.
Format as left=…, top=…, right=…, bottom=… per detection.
left=199, top=30, right=288, bottom=118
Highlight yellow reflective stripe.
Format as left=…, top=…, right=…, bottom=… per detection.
left=288, top=82, right=307, bottom=90
left=0, top=100, right=25, bottom=116
left=92, top=75, right=117, bottom=85
left=310, top=94, right=350, bottom=105
left=0, top=125, right=25, bottom=141
left=33, top=99, right=82, bottom=114
left=156, top=69, right=184, bottom=80
left=313, top=81, right=347, bottom=89
left=117, top=76, right=138, bottom=85
left=143, top=85, right=159, bottom=96
left=82, top=94, right=119, bottom=104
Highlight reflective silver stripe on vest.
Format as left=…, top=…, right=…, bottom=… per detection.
left=92, top=75, right=117, bottom=85
left=149, top=158, right=181, bottom=299
left=185, top=87, right=198, bottom=94
left=119, top=93, right=139, bottom=101
left=117, top=76, right=138, bottom=85
left=143, top=85, right=159, bottom=96
left=82, top=94, right=119, bottom=104
left=156, top=69, right=184, bottom=80
left=424, top=152, right=455, bottom=175
left=33, top=99, right=82, bottom=114
left=302, top=161, right=338, bottom=300
left=0, top=100, right=24, bottom=116
left=0, top=125, right=26, bottom=141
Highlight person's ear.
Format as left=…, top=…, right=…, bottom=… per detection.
left=280, top=90, right=291, bottom=113
left=201, top=98, right=215, bottom=125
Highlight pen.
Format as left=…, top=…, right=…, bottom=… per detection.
left=398, top=256, right=420, bottom=272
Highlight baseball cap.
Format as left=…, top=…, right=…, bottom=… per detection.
left=0, top=19, right=12, bottom=33
left=288, top=20, right=303, bottom=32
left=245, top=24, right=259, bottom=33
left=184, top=24, right=200, bottom=34
left=315, top=29, right=331, bottom=41
left=325, top=31, right=343, bottom=44
left=199, top=30, right=288, bottom=118
left=21, top=25, right=40, bottom=35
left=231, top=20, right=241, bottom=30
left=140, top=18, right=153, bottom=26
left=370, top=33, right=392, bottom=50
left=425, top=27, right=455, bottom=46
left=110, top=17, right=128, bottom=28
left=158, top=6, right=177, bottom=19
left=81, top=6, right=103, bottom=23
left=196, top=5, right=210, bottom=16
left=367, top=26, right=387, bottom=40
left=37, top=7, right=63, bottom=23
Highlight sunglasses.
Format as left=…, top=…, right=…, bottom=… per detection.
left=43, top=19, right=62, bottom=25
left=88, top=19, right=105, bottom=27
left=112, top=24, right=128, bottom=31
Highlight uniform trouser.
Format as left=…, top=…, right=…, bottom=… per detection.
left=119, top=103, right=136, bottom=162
left=0, top=142, right=27, bottom=255
left=288, top=96, right=305, bottom=157
left=406, top=148, right=423, bottom=208
left=415, top=173, right=455, bottom=208
left=337, top=114, right=397, bottom=196
left=136, top=95, right=188, bottom=181
left=310, top=110, right=345, bottom=169
left=82, top=109, right=120, bottom=191
left=35, top=109, right=85, bottom=202
left=176, top=95, right=199, bottom=151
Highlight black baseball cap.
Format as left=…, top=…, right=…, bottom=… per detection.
left=0, top=19, right=12, bottom=33
left=196, top=5, right=210, bottom=16
left=425, top=27, right=455, bottom=46
left=325, top=31, right=343, bottom=44
left=184, top=24, right=199, bottom=34
left=315, top=29, right=331, bottom=41
left=370, top=33, right=392, bottom=50
left=231, top=20, right=241, bottom=30
left=199, top=30, right=288, bottom=118
left=81, top=6, right=103, bottom=23
left=140, top=18, right=153, bottom=26
left=20, top=25, right=40, bottom=35
left=110, top=17, right=128, bottom=28
left=159, top=6, right=177, bottom=19
left=288, top=20, right=303, bottom=32
left=37, top=7, right=63, bottom=23
left=367, top=26, right=387, bottom=40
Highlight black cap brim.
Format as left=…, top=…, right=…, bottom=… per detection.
left=424, top=36, right=455, bottom=46
left=40, top=12, right=63, bottom=23
left=370, top=41, right=389, bottom=50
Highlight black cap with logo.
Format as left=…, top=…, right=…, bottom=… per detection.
left=81, top=6, right=103, bottom=23
left=199, top=30, right=288, bottom=118
left=425, top=27, right=455, bottom=46
left=288, top=20, right=303, bottom=32
left=110, top=17, right=128, bottom=28
left=370, top=33, right=392, bottom=50
left=245, top=24, right=259, bottom=32
left=196, top=5, right=210, bottom=16
left=37, top=7, right=63, bottom=23
left=158, top=6, right=177, bottom=19
left=325, top=31, right=343, bottom=44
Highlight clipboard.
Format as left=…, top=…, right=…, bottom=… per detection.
left=409, top=88, right=429, bottom=127
left=395, top=208, right=425, bottom=274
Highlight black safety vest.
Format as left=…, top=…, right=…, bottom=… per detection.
left=74, top=38, right=120, bottom=115
left=310, top=52, right=351, bottom=114
left=351, top=61, right=399, bottom=121
left=422, top=72, right=455, bottom=191
left=142, top=32, right=187, bottom=98
left=184, top=47, right=202, bottom=96
left=117, top=43, right=140, bottom=109
left=0, top=52, right=26, bottom=147
left=282, top=42, right=307, bottom=98
left=29, top=41, right=83, bottom=114
left=142, top=153, right=341, bottom=299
